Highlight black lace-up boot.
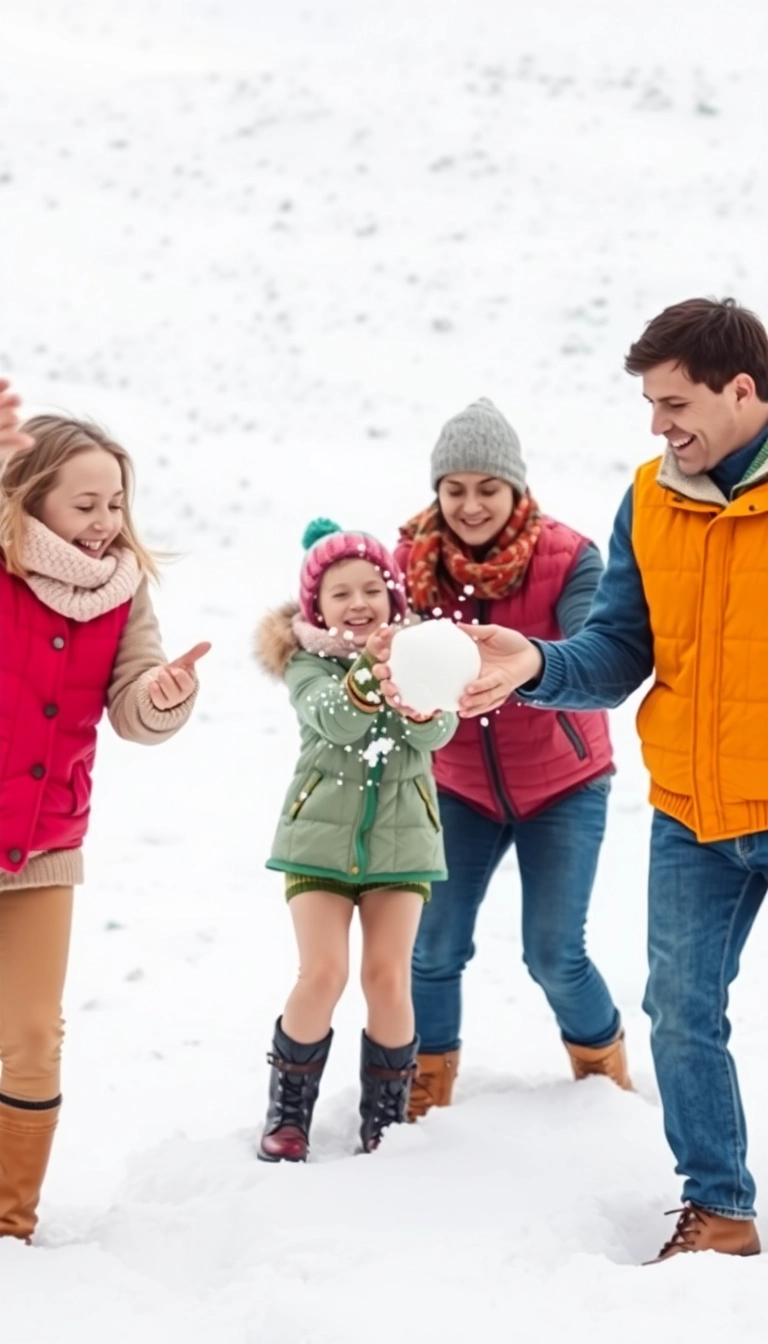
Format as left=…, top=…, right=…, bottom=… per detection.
left=359, top=1031, right=418, bottom=1153
left=257, top=1019, right=332, bottom=1163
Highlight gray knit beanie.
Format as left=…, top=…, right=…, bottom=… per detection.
left=430, top=398, right=527, bottom=494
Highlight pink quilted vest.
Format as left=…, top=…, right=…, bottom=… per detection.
left=0, top=566, right=131, bottom=872
left=396, top=517, right=614, bottom=822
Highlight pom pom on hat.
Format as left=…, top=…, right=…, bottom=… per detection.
left=301, top=518, right=342, bottom=551
left=297, top=518, right=408, bottom=627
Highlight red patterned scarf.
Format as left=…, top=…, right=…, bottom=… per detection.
left=400, top=492, right=542, bottom=611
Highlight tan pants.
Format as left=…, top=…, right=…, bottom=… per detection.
left=0, top=886, right=73, bottom=1103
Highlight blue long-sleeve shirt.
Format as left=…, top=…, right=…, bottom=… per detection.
left=518, top=431, right=768, bottom=713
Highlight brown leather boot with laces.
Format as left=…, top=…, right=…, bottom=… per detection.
left=646, top=1202, right=761, bottom=1264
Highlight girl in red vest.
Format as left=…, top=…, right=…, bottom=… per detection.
left=0, top=395, right=208, bottom=1241
left=394, top=399, right=629, bottom=1117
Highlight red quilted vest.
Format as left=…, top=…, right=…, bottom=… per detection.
left=0, top=565, right=131, bottom=872
left=396, top=517, right=614, bottom=822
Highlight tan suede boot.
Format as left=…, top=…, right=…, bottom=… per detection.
left=407, top=1050, right=460, bottom=1121
left=564, top=1030, right=633, bottom=1090
left=647, top=1202, right=761, bottom=1263
left=0, top=1098, right=60, bottom=1241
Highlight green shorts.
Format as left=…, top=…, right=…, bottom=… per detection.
left=284, top=875, right=431, bottom=905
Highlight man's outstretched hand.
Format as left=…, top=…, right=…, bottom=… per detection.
left=456, top=624, right=543, bottom=717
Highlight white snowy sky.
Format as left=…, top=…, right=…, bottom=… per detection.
left=2, top=1, right=768, bottom=1338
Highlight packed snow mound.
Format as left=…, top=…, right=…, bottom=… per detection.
left=389, top=619, right=481, bottom=713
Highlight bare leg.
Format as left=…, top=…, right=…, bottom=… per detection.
left=359, top=889, right=424, bottom=1047
left=282, top=891, right=354, bottom=1043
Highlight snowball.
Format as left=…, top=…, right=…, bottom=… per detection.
left=388, top=619, right=481, bottom=713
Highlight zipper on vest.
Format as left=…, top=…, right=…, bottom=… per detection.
left=556, top=711, right=588, bottom=761
left=477, top=599, right=517, bottom=821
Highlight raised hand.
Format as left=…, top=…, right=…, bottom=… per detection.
left=457, top=624, right=543, bottom=718
left=0, top=381, right=34, bottom=457
left=148, top=641, right=211, bottom=710
left=364, top=623, right=394, bottom=665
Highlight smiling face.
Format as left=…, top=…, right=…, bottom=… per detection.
left=38, top=448, right=125, bottom=557
left=317, top=557, right=391, bottom=647
left=642, top=360, right=765, bottom=476
left=437, top=472, right=515, bottom=548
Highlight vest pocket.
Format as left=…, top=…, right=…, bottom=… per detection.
left=414, top=776, right=441, bottom=831
left=70, top=760, right=92, bottom=817
left=556, top=712, right=588, bottom=761
left=288, top=769, right=323, bottom=821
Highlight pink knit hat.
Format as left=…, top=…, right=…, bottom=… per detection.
left=299, top=518, right=408, bottom=627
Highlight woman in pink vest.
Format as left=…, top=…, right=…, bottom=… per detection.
left=395, top=399, right=629, bottom=1117
left=0, top=394, right=208, bottom=1241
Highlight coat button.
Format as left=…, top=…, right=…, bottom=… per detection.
left=8, top=848, right=23, bottom=864
left=30, top=763, right=46, bottom=780
left=350, top=865, right=360, bottom=875
left=52, top=636, right=66, bottom=650
left=43, top=704, right=59, bottom=718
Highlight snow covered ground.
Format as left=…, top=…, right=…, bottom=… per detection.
left=3, top=0, right=768, bottom=1337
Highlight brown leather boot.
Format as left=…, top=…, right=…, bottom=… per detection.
left=0, top=1097, right=60, bottom=1241
left=407, top=1050, right=459, bottom=1121
left=564, top=1030, right=632, bottom=1091
left=647, top=1202, right=761, bottom=1263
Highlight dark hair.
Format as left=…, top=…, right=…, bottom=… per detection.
left=625, top=297, right=768, bottom=400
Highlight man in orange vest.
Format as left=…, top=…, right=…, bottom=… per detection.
left=448, top=297, right=768, bottom=1262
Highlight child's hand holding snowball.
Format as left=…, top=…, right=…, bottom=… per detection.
left=365, top=625, right=439, bottom=722
left=363, top=624, right=394, bottom=667
left=372, top=619, right=482, bottom=719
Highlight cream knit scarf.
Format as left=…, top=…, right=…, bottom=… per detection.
left=21, top=516, right=141, bottom=620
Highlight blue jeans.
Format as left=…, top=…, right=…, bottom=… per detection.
left=644, top=811, right=767, bottom=1219
left=412, top=786, right=620, bottom=1054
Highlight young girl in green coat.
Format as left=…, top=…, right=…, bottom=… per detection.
left=254, top=519, right=456, bottom=1160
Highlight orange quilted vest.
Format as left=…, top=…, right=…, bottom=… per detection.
left=632, top=457, right=768, bottom=841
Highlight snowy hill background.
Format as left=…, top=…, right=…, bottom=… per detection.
left=2, top=0, right=768, bottom=1337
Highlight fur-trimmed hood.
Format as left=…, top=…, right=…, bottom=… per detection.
left=254, top=602, right=363, bottom=678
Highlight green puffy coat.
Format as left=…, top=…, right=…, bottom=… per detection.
left=255, top=604, right=457, bottom=884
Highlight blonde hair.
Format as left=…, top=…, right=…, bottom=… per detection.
left=0, top=416, right=159, bottom=580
